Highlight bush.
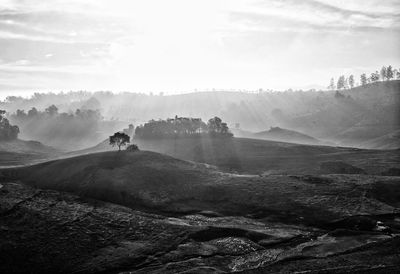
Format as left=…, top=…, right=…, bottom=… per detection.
left=126, top=144, right=139, bottom=152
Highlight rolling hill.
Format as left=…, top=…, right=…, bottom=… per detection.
left=253, top=127, right=320, bottom=145
left=71, top=136, right=399, bottom=175
left=0, top=139, right=61, bottom=167
left=359, top=129, right=400, bottom=150
left=4, top=150, right=399, bottom=223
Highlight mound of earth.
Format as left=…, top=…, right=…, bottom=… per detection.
left=72, top=137, right=400, bottom=176
left=253, top=127, right=320, bottom=145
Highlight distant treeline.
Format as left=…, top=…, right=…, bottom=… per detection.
left=135, top=116, right=233, bottom=138
left=329, top=65, right=400, bottom=90
left=9, top=105, right=102, bottom=149
left=0, top=110, right=19, bottom=141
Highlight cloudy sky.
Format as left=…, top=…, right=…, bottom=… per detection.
left=0, top=0, right=399, bottom=95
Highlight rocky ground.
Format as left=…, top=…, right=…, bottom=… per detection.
left=1, top=179, right=399, bottom=273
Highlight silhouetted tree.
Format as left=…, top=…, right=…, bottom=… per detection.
left=109, top=132, right=130, bottom=151
left=337, top=75, right=345, bottom=90
left=348, top=75, right=354, bottom=88
left=27, top=107, right=38, bottom=117
left=0, top=110, right=19, bottom=140
left=387, top=65, right=394, bottom=80
left=328, top=78, right=335, bottom=90
left=360, top=73, right=367, bottom=86
left=208, top=116, right=222, bottom=134
left=344, top=77, right=349, bottom=89
left=380, top=66, right=387, bottom=81
left=395, top=69, right=400, bottom=80
left=135, top=116, right=232, bottom=138
left=370, top=71, right=380, bottom=82
left=45, top=104, right=58, bottom=116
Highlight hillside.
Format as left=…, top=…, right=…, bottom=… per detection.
left=359, top=129, right=400, bottom=150
left=0, top=139, right=61, bottom=167
left=283, top=81, right=400, bottom=147
left=72, top=136, right=400, bottom=175
left=5, top=150, right=399, bottom=221
left=1, top=151, right=400, bottom=273
left=253, top=127, right=320, bottom=145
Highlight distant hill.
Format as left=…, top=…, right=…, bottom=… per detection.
left=253, top=127, right=320, bottom=145
left=2, top=80, right=398, bottom=150
left=282, top=81, right=400, bottom=148
left=0, top=139, right=61, bottom=166
left=359, top=129, right=400, bottom=150
left=70, top=136, right=399, bottom=175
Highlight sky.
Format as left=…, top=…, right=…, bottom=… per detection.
left=0, top=0, right=399, bottom=96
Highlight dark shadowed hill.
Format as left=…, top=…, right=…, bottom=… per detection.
left=3, top=150, right=399, bottom=224
left=71, top=137, right=400, bottom=175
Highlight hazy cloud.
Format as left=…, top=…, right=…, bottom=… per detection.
left=0, top=0, right=399, bottom=93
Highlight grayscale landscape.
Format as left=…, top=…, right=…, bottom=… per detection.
left=0, top=0, right=399, bottom=273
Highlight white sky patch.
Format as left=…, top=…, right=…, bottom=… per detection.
left=0, top=0, right=399, bottom=94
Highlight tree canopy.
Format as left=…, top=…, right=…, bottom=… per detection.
left=109, top=132, right=130, bottom=151
left=135, top=116, right=233, bottom=138
left=0, top=110, right=19, bottom=141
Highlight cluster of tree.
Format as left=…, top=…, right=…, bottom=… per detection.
left=135, top=116, right=233, bottom=138
left=0, top=110, right=19, bottom=141
left=10, top=105, right=102, bottom=149
left=328, top=65, right=400, bottom=90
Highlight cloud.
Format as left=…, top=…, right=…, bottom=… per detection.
left=0, top=0, right=398, bottom=93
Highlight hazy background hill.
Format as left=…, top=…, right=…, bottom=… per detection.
left=1, top=80, right=399, bottom=150
left=0, top=139, right=61, bottom=167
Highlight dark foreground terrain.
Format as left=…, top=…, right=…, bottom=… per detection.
left=1, top=151, right=399, bottom=273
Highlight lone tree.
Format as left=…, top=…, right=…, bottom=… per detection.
left=360, top=73, right=367, bottom=86
left=380, top=66, right=387, bottom=81
left=109, top=132, right=130, bottom=151
left=328, top=78, right=335, bottom=90
left=336, top=75, right=345, bottom=90
left=348, top=75, right=354, bottom=88
left=387, top=65, right=394, bottom=80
